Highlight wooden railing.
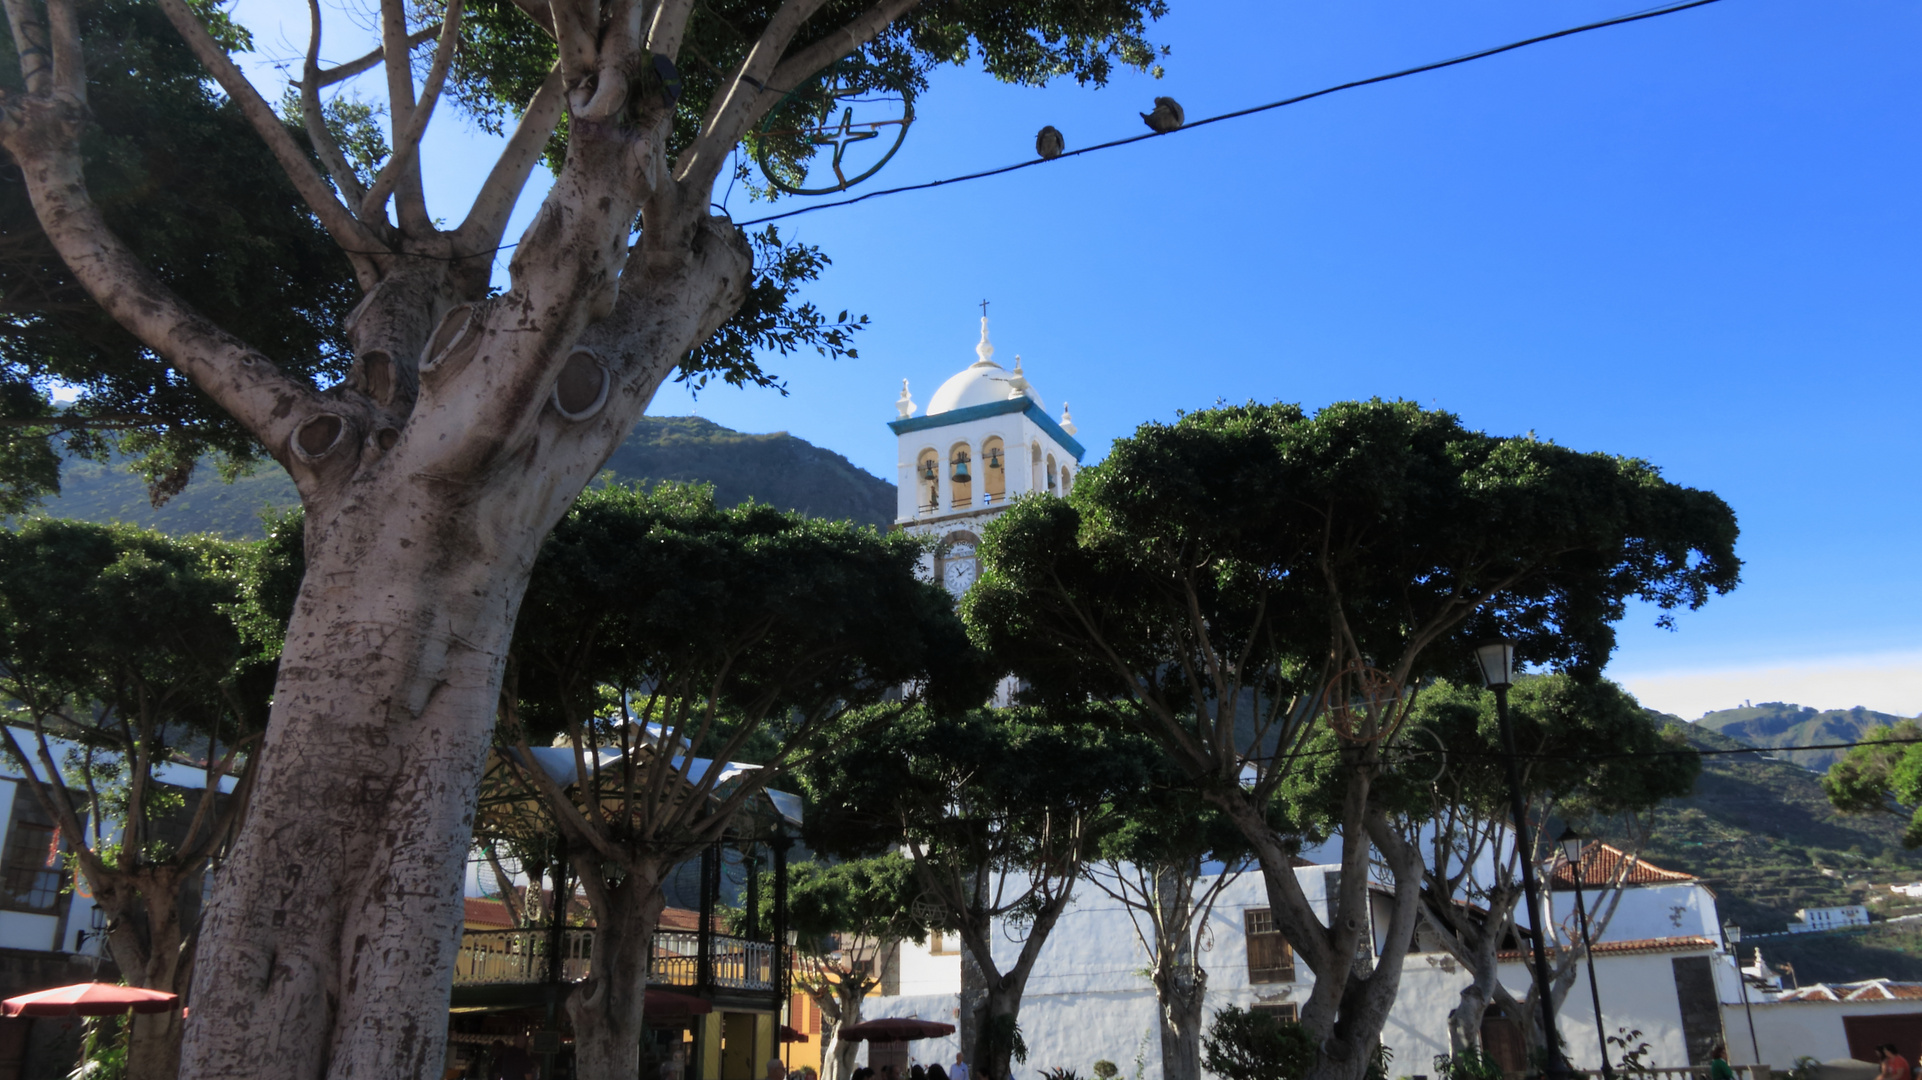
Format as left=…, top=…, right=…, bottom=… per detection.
left=453, top=928, right=775, bottom=992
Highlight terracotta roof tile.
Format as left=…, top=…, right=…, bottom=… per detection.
left=1776, top=980, right=1922, bottom=1002
left=1497, top=935, right=1716, bottom=962
left=1547, top=844, right=1697, bottom=890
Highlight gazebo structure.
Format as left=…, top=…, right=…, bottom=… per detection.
left=450, top=737, right=801, bottom=1080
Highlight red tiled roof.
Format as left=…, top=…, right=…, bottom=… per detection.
left=1776, top=981, right=1922, bottom=1002
left=1497, top=935, right=1716, bottom=962
left=1547, top=844, right=1697, bottom=890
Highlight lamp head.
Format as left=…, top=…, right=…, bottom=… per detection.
left=1557, top=826, right=1584, bottom=865
left=1473, top=639, right=1516, bottom=689
left=1723, top=920, right=1742, bottom=944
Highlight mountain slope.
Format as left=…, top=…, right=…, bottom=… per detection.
left=1641, top=722, right=1922, bottom=937
left=1696, top=703, right=1915, bottom=771
left=32, top=416, right=894, bottom=537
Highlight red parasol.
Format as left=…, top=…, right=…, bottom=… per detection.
left=2, top=983, right=179, bottom=1018
left=835, top=1018, right=955, bottom=1044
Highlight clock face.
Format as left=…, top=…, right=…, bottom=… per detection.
left=944, top=556, right=977, bottom=595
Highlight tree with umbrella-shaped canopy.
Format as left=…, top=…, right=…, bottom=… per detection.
left=482, top=481, right=985, bottom=1080
left=964, top=399, right=1739, bottom=1080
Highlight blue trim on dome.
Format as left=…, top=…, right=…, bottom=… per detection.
left=889, top=398, right=1084, bottom=461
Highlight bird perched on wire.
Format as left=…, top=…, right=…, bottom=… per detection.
left=1140, top=96, right=1184, bottom=134
left=1035, top=125, right=1065, bottom=160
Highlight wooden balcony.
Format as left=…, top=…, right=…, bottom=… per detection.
left=453, top=927, right=777, bottom=993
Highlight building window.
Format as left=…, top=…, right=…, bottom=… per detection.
left=0, top=792, right=66, bottom=913
left=1253, top=1004, right=1299, bottom=1023
left=1245, top=909, right=1295, bottom=983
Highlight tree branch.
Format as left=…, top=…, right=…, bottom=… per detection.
left=150, top=0, right=385, bottom=275
left=0, top=130, right=334, bottom=468
left=365, top=0, right=459, bottom=230
left=315, top=24, right=439, bottom=87
left=301, top=0, right=369, bottom=210
left=455, top=64, right=565, bottom=252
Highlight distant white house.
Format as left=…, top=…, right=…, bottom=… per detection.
left=1788, top=906, right=1871, bottom=933
left=1888, top=883, right=1922, bottom=900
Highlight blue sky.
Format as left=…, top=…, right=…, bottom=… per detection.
left=230, top=0, right=1920, bottom=716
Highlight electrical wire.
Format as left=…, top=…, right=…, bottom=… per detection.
left=733, top=0, right=1729, bottom=228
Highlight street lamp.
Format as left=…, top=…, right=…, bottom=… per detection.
left=1476, top=639, right=1569, bottom=1080
left=1724, top=920, right=1761, bottom=1068
left=1559, top=827, right=1613, bottom=1080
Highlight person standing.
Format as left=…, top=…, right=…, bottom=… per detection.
left=1880, top=1043, right=1912, bottom=1080
left=949, top=1054, right=970, bottom=1080
left=1709, top=1044, right=1735, bottom=1080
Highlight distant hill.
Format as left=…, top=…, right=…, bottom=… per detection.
left=1696, top=702, right=1915, bottom=772
left=1640, top=721, right=1922, bottom=942
left=30, top=416, right=894, bottom=537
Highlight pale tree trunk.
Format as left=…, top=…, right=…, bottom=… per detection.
left=1151, top=870, right=1204, bottom=1080
left=567, top=859, right=669, bottom=1080
left=0, top=0, right=921, bottom=1073
left=956, top=883, right=1074, bottom=1080
left=817, top=981, right=867, bottom=1080
left=1210, top=766, right=1426, bottom=1080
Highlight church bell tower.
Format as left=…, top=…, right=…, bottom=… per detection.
left=889, top=315, right=1085, bottom=597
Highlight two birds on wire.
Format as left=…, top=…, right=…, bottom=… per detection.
left=1033, top=96, right=1184, bottom=160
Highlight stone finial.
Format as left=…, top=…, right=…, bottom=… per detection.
left=973, top=317, right=996, bottom=366
left=1060, top=402, right=1077, bottom=435
left=896, top=378, right=916, bottom=419
left=1008, top=355, right=1031, bottom=398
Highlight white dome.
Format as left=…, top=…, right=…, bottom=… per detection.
left=925, top=319, right=1043, bottom=415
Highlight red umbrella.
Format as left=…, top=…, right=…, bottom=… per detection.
left=781, top=1025, right=808, bottom=1044
left=835, top=1018, right=955, bottom=1044
left=643, top=989, right=713, bottom=1017
left=2, top=983, right=179, bottom=1018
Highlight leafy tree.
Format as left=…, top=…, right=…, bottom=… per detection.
left=965, top=399, right=1739, bottom=1080
left=0, top=517, right=292, bottom=1079
left=746, top=854, right=924, bottom=1080
left=1382, top=676, right=1699, bottom=1057
left=1200, top=1006, right=1318, bottom=1080
left=1084, top=759, right=1250, bottom=1080
left=0, top=0, right=355, bottom=509
left=1, top=0, right=1169, bottom=1070
left=1824, top=720, right=1922, bottom=845
left=482, top=481, right=981, bottom=1080
left=797, top=705, right=1154, bottom=1080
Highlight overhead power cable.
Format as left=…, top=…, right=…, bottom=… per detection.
left=733, top=0, right=1728, bottom=228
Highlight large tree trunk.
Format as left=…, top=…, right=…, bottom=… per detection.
left=1152, top=870, right=1204, bottom=1080
left=568, top=862, right=669, bottom=1080
left=122, top=873, right=191, bottom=1080
left=1210, top=771, right=1425, bottom=1080
left=818, top=983, right=866, bottom=1080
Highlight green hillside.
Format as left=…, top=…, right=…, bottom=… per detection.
left=29, top=416, right=894, bottom=537
left=1696, top=702, right=1915, bottom=771
left=1641, top=722, right=1922, bottom=940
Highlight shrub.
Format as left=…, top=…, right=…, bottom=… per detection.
left=1202, top=1007, right=1318, bottom=1080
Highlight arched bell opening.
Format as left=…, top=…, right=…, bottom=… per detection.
left=981, top=436, right=1007, bottom=504
left=948, top=442, right=974, bottom=509
left=915, top=448, right=940, bottom=514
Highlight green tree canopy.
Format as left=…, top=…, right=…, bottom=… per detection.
left=0, top=0, right=356, bottom=507
left=0, top=516, right=291, bottom=1078
left=963, top=399, right=1739, bottom=1080
left=1824, top=720, right=1922, bottom=846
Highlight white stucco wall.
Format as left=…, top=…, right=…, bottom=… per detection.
left=873, top=861, right=1736, bottom=1080
left=1724, top=997, right=1922, bottom=1068
left=1545, top=882, right=1722, bottom=946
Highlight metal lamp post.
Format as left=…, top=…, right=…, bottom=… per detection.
left=1476, top=639, right=1569, bottom=1080
left=1724, top=920, right=1762, bottom=1067
left=1559, top=827, right=1613, bottom=1080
